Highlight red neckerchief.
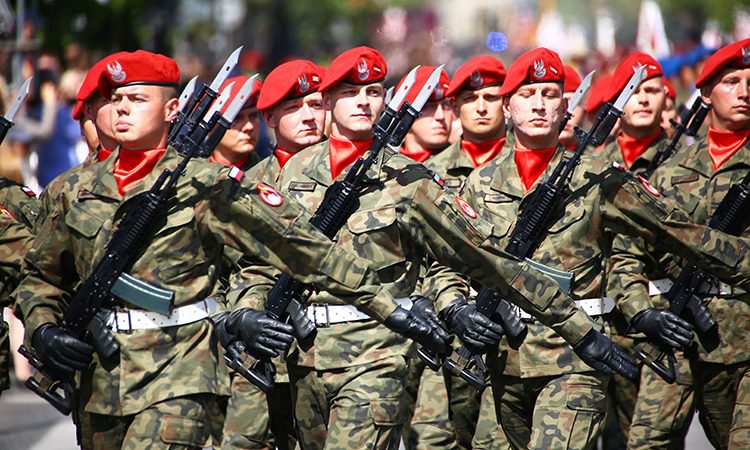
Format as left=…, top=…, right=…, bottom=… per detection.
left=275, top=147, right=296, bottom=169
left=400, top=145, right=432, bottom=163
left=97, top=146, right=112, bottom=162
left=514, top=146, right=557, bottom=192
left=461, top=137, right=506, bottom=168
left=114, top=148, right=166, bottom=195
left=561, top=139, right=577, bottom=151
left=329, top=135, right=372, bottom=179
left=616, top=130, right=661, bottom=169
left=707, top=127, right=750, bottom=170
left=210, top=152, right=250, bottom=169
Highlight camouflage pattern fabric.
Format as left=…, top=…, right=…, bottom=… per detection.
left=596, top=132, right=666, bottom=174
left=402, top=357, right=457, bottom=450
left=87, top=393, right=215, bottom=450
left=609, top=135, right=750, bottom=449
left=471, top=382, right=508, bottom=450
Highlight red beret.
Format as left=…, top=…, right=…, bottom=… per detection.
left=98, top=50, right=180, bottom=93
left=319, top=46, right=387, bottom=92
left=257, top=59, right=324, bottom=110
left=72, top=51, right=129, bottom=120
left=695, top=38, right=750, bottom=88
left=663, top=77, right=676, bottom=99
left=446, top=55, right=506, bottom=97
left=215, top=75, right=263, bottom=115
left=563, top=64, right=582, bottom=93
left=584, top=74, right=613, bottom=113
left=606, top=52, right=662, bottom=103
left=498, top=48, right=564, bottom=96
left=395, top=66, right=451, bottom=105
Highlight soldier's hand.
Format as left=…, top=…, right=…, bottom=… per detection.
left=32, top=324, right=93, bottom=375
left=384, top=305, right=452, bottom=355
left=631, top=308, right=694, bottom=349
left=224, top=309, right=294, bottom=359
left=573, top=329, right=638, bottom=380
left=410, top=295, right=442, bottom=327
left=440, top=300, right=504, bottom=354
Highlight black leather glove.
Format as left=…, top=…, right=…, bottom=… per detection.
left=440, top=300, right=504, bottom=354
left=286, top=299, right=315, bottom=341
left=410, top=296, right=443, bottom=329
left=384, top=305, right=452, bottom=355
left=32, top=324, right=94, bottom=375
left=573, top=329, right=639, bottom=381
left=224, top=309, right=294, bottom=359
left=631, top=308, right=694, bottom=349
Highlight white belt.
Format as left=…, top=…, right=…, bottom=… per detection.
left=307, top=297, right=412, bottom=327
left=516, top=297, right=615, bottom=320
left=106, top=297, right=219, bottom=332
left=648, top=278, right=746, bottom=297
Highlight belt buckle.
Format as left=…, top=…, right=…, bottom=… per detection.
left=311, top=303, right=330, bottom=328
left=114, top=307, right=134, bottom=334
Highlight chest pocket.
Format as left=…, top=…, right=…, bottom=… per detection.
left=544, top=201, right=598, bottom=272
left=345, top=206, right=406, bottom=277
left=65, top=202, right=106, bottom=238
left=669, top=175, right=703, bottom=218
left=157, top=207, right=209, bottom=281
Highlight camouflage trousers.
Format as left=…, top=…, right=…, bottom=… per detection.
left=691, top=359, right=750, bottom=450
left=627, top=349, right=693, bottom=450
left=288, top=355, right=408, bottom=450
left=84, top=393, right=217, bottom=450
left=0, top=316, right=9, bottom=394
left=472, top=381, right=510, bottom=449
left=491, top=372, right=608, bottom=450
left=402, top=357, right=456, bottom=450
left=221, top=372, right=298, bottom=450
left=602, top=332, right=638, bottom=449
left=444, top=366, right=482, bottom=449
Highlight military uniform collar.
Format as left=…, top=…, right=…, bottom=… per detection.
left=86, top=146, right=123, bottom=201
left=300, top=140, right=334, bottom=186
left=678, top=136, right=714, bottom=178
left=120, top=146, right=180, bottom=202
left=489, top=144, right=568, bottom=199
left=442, top=140, right=475, bottom=171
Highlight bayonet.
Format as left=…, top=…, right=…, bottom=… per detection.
left=5, top=77, right=31, bottom=122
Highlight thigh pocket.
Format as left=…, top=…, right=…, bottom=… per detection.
left=159, top=415, right=210, bottom=448
left=564, top=385, right=607, bottom=450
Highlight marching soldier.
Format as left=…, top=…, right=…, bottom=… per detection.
left=610, top=38, right=750, bottom=450
left=211, top=75, right=265, bottom=171
left=15, top=49, right=446, bottom=449
left=219, top=59, right=327, bottom=450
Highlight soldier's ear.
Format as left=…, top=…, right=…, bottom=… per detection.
left=700, top=86, right=712, bottom=105
left=323, top=92, right=333, bottom=111
left=164, top=97, right=180, bottom=122
left=263, top=110, right=277, bottom=128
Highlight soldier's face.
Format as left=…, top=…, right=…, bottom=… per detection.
left=704, top=67, right=750, bottom=131
left=505, top=82, right=566, bottom=148
left=621, top=76, right=666, bottom=132
left=455, top=85, right=505, bottom=142
left=325, top=82, right=385, bottom=140
left=111, top=85, right=178, bottom=150
left=661, top=96, right=678, bottom=137
left=559, top=91, right=585, bottom=144
left=218, top=106, right=261, bottom=156
left=265, top=92, right=326, bottom=152
left=85, top=94, right=117, bottom=150
left=406, top=98, right=454, bottom=151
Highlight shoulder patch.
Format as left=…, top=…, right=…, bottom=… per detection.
left=637, top=174, right=661, bottom=197
left=455, top=195, right=477, bottom=219
left=256, top=183, right=283, bottom=207
left=0, top=204, right=13, bottom=219
left=670, top=174, right=699, bottom=185
left=288, top=181, right=317, bottom=192
left=427, top=170, right=445, bottom=188
left=21, top=186, right=36, bottom=197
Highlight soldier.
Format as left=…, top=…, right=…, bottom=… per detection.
left=260, top=45, right=642, bottom=450
left=598, top=52, right=668, bottom=172
left=457, top=46, right=706, bottom=450
left=219, top=59, right=327, bottom=450
left=0, top=178, right=37, bottom=395
left=15, top=49, right=449, bottom=449
left=584, top=73, right=619, bottom=142
left=609, top=38, right=750, bottom=450
left=211, top=75, right=265, bottom=171
left=422, top=56, right=509, bottom=450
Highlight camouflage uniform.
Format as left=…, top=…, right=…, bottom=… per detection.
left=423, top=138, right=510, bottom=450
left=596, top=134, right=693, bottom=448
left=610, top=136, right=750, bottom=450
left=15, top=146, right=408, bottom=449
left=266, top=139, right=615, bottom=450
left=219, top=152, right=298, bottom=450
left=0, top=178, right=38, bottom=393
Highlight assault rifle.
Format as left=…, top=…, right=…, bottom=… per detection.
left=642, top=91, right=710, bottom=179
left=443, top=68, right=645, bottom=391
left=635, top=169, right=750, bottom=383
left=224, top=65, right=445, bottom=393
left=0, top=78, right=31, bottom=145
left=18, top=52, right=249, bottom=415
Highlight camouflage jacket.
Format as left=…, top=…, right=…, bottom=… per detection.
left=15, top=146, right=405, bottom=415
left=609, top=135, right=750, bottom=364
left=0, top=177, right=38, bottom=307
left=265, top=139, right=607, bottom=370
